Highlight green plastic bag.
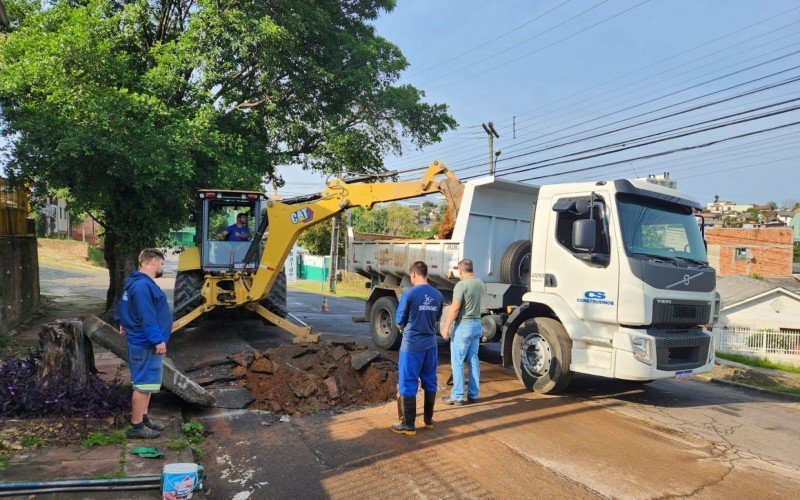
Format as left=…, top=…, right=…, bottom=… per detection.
left=129, top=446, right=164, bottom=459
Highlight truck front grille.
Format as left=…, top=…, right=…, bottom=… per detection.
left=652, top=300, right=711, bottom=326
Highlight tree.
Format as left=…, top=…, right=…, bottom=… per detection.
left=0, top=0, right=456, bottom=314
left=297, top=219, right=345, bottom=256
left=768, top=201, right=778, bottom=210
left=351, top=206, right=389, bottom=234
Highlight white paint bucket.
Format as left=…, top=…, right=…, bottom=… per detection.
left=162, top=462, right=203, bottom=499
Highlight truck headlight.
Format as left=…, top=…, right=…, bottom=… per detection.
left=631, top=336, right=652, bottom=365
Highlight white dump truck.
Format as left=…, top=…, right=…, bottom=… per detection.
left=348, top=175, right=719, bottom=393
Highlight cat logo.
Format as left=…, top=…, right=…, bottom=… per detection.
left=290, top=208, right=314, bottom=224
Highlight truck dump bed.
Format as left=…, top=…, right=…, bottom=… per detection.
left=348, top=177, right=539, bottom=288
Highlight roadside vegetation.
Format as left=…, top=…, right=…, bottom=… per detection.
left=716, top=352, right=800, bottom=374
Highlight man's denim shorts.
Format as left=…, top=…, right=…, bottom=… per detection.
left=127, top=344, right=163, bottom=393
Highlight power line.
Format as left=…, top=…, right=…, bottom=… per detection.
left=406, top=0, right=574, bottom=78
left=479, top=103, right=800, bottom=181
left=429, top=0, right=652, bottom=90
left=420, top=0, right=612, bottom=85
left=516, top=119, right=800, bottom=182
left=389, top=12, right=800, bottom=167
left=455, top=70, right=800, bottom=175
left=447, top=51, right=800, bottom=175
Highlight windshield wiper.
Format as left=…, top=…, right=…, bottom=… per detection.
left=632, top=252, right=679, bottom=265
left=681, top=256, right=709, bottom=267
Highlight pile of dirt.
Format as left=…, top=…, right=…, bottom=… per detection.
left=230, top=341, right=398, bottom=415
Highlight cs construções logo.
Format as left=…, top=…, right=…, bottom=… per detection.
left=578, top=290, right=615, bottom=305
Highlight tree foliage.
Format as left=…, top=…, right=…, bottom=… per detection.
left=0, top=0, right=456, bottom=309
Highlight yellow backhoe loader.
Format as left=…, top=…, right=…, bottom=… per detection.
left=172, top=161, right=463, bottom=342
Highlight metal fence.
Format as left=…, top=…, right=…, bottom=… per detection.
left=714, top=324, right=800, bottom=365
left=0, top=179, right=32, bottom=236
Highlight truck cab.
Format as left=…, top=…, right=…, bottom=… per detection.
left=505, top=179, right=717, bottom=393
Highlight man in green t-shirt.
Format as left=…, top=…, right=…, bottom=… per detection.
left=441, top=259, right=485, bottom=405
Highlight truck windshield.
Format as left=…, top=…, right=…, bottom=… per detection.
left=617, top=194, right=708, bottom=264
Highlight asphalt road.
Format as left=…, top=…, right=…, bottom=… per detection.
left=178, top=287, right=800, bottom=499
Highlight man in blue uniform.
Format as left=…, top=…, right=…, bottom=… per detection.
left=115, top=248, right=172, bottom=439
left=392, top=261, right=443, bottom=436
left=217, top=212, right=251, bottom=241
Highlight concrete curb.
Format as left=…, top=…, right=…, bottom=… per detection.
left=709, top=377, right=800, bottom=402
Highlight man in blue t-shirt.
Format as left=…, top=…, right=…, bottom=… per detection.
left=217, top=212, right=251, bottom=241
left=391, top=261, right=443, bottom=436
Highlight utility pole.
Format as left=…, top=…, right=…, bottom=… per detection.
left=328, top=214, right=341, bottom=292
left=481, top=122, right=500, bottom=175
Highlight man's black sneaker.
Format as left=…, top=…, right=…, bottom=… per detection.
left=441, top=396, right=463, bottom=406
left=143, top=414, right=165, bottom=432
left=126, top=424, right=161, bottom=439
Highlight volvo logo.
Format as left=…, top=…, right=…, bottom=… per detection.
left=666, top=272, right=703, bottom=289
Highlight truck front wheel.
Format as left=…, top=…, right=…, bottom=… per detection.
left=370, top=296, right=401, bottom=350
left=512, top=317, right=572, bottom=394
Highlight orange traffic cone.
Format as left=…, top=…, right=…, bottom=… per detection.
left=321, top=296, right=330, bottom=312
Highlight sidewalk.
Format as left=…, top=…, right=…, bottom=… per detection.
left=1, top=355, right=195, bottom=498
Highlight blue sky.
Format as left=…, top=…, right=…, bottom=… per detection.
left=278, top=0, right=800, bottom=207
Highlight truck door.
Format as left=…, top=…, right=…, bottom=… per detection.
left=544, top=192, right=619, bottom=325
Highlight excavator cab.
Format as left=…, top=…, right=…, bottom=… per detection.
left=194, top=189, right=266, bottom=272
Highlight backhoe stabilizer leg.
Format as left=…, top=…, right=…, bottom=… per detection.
left=245, top=303, right=320, bottom=344
left=171, top=304, right=209, bottom=333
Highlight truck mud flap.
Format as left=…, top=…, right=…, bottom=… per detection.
left=83, top=315, right=215, bottom=406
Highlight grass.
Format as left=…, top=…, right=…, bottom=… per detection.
left=81, top=430, right=127, bottom=447
left=0, top=453, right=9, bottom=469
left=0, top=334, right=10, bottom=349
left=166, top=439, right=187, bottom=451
left=182, top=422, right=204, bottom=445
left=773, top=385, right=800, bottom=396
left=21, top=435, right=45, bottom=448
left=716, top=352, right=800, bottom=374
left=289, top=280, right=370, bottom=301
left=87, top=246, right=107, bottom=268
left=182, top=422, right=207, bottom=459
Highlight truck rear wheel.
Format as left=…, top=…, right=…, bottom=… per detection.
left=500, top=240, right=532, bottom=288
left=512, top=317, right=572, bottom=394
left=370, top=296, right=401, bottom=350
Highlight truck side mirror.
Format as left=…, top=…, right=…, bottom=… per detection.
left=573, top=219, right=596, bottom=251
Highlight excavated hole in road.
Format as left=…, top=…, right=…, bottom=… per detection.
left=228, top=341, right=398, bottom=415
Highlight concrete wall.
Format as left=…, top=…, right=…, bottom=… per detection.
left=706, top=227, right=792, bottom=276
left=0, top=236, right=40, bottom=334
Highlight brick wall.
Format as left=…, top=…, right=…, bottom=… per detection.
left=71, top=217, right=101, bottom=246
left=706, top=227, right=792, bottom=276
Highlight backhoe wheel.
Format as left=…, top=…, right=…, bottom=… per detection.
left=512, top=317, right=572, bottom=394
left=173, top=270, right=204, bottom=326
left=500, top=240, right=532, bottom=288
left=370, top=296, right=401, bottom=350
left=260, top=270, right=288, bottom=321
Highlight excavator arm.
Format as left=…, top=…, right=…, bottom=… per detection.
left=172, top=161, right=462, bottom=340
